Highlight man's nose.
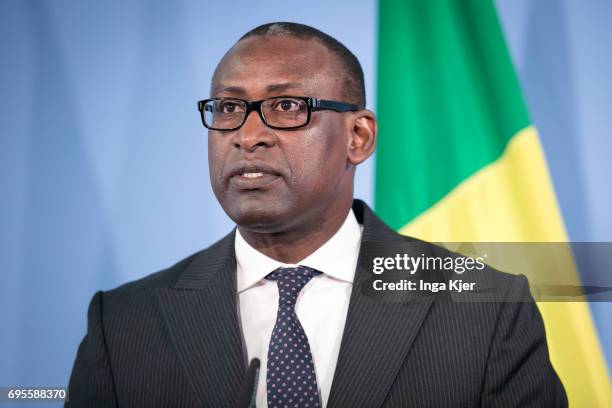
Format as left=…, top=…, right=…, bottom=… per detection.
left=233, top=110, right=276, bottom=152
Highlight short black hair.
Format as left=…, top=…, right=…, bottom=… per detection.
left=237, top=22, right=366, bottom=109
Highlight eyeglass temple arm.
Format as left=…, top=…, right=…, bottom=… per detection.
left=312, top=98, right=360, bottom=112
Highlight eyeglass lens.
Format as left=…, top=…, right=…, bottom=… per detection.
left=203, top=97, right=309, bottom=130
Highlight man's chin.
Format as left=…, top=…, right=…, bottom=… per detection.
left=224, top=201, right=293, bottom=233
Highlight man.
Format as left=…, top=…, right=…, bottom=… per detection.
left=67, top=22, right=567, bottom=407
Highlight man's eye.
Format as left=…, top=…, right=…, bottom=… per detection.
left=274, top=99, right=300, bottom=112
left=219, top=101, right=243, bottom=113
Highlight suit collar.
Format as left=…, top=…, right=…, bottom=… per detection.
left=171, top=200, right=380, bottom=291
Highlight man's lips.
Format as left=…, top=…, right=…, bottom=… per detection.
left=228, top=161, right=282, bottom=190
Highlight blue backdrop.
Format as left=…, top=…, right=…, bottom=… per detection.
left=1, top=0, right=610, bottom=402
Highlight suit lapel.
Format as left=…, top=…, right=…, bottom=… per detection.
left=327, top=201, right=435, bottom=408
left=154, top=231, right=246, bottom=408
left=152, top=200, right=432, bottom=407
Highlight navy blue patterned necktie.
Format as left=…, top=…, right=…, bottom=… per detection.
left=265, top=266, right=322, bottom=408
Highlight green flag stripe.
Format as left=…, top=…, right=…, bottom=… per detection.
left=375, top=0, right=530, bottom=230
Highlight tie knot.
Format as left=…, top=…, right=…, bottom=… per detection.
left=266, top=266, right=321, bottom=306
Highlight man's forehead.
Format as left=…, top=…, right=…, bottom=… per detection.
left=212, top=81, right=306, bottom=97
left=211, top=36, right=338, bottom=97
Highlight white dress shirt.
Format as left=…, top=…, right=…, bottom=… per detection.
left=235, top=209, right=363, bottom=408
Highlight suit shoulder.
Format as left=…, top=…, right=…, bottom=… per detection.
left=103, top=252, right=196, bottom=299
left=103, top=233, right=233, bottom=301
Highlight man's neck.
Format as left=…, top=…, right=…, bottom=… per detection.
left=237, top=203, right=352, bottom=264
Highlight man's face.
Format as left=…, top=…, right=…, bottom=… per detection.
left=208, top=36, right=355, bottom=232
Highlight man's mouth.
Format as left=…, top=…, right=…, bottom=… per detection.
left=228, top=162, right=282, bottom=190
left=240, top=172, right=265, bottom=179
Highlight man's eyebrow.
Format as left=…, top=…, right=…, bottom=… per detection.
left=265, top=82, right=304, bottom=93
left=211, top=82, right=304, bottom=96
left=212, top=85, right=246, bottom=96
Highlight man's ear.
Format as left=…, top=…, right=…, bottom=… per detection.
left=347, top=109, right=377, bottom=165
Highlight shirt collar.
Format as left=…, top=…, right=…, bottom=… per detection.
left=235, top=209, right=363, bottom=293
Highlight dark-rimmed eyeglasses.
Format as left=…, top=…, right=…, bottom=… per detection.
left=197, top=96, right=359, bottom=131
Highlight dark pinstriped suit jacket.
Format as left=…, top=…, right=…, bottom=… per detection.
left=66, top=200, right=567, bottom=407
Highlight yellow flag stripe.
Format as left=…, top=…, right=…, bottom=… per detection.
left=400, top=126, right=612, bottom=406
left=400, top=127, right=565, bottom=241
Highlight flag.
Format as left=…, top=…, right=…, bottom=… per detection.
left=375, top=0, right=612, bottom=405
